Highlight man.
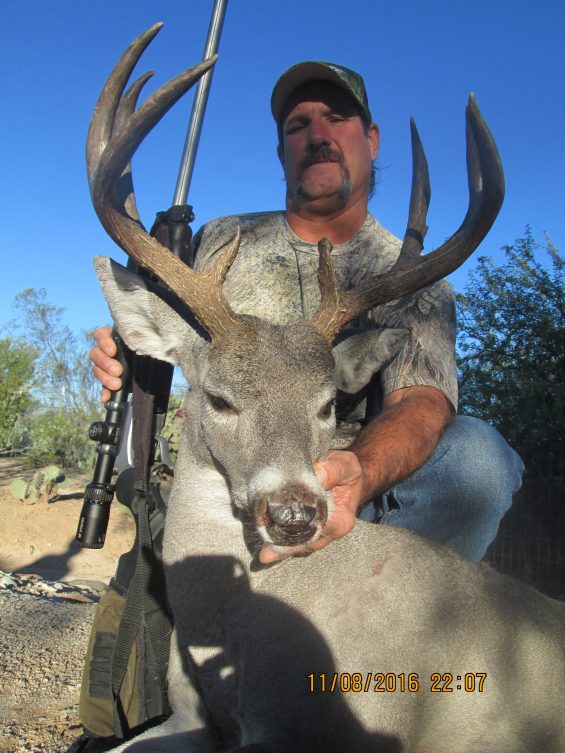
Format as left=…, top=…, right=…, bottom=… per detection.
left=91, top=61, right=523, bottom=564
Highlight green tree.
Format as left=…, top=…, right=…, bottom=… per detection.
left=0, top=338, right=37, bottom=451
left=8, top=288, right=102, bottom=468
left=457, top=228, right=564, bottom=478
left=11, top=288, right=99, bottom=411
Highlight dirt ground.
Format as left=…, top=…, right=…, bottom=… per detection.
left=0, top=458, right=135, bottom=586
left=0, top=457, right=136, bottom=753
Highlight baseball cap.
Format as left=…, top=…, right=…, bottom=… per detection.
left=271, top=61, right=372, bottom=127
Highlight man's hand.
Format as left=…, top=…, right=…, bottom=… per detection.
left=90, top=325, right=123, bottom=402
left=258, top=450, right=366, bottom=565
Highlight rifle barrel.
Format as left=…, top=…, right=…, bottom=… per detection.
left=172, top=0, right=229, bottom=206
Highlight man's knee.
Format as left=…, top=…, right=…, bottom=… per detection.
left=437, top=415, right=524, bottom=517
left=382, top=415, right=525, bottom=560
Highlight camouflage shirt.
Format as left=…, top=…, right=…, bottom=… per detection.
left=192, top=211, right=457, bottom=444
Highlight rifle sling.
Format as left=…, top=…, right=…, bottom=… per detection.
left=110, top=360, right=172, bottom=738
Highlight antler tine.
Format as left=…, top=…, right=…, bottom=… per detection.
left=311, top=238, right=346, bottom=338
left=311, top=96, right=504, bottom=341
left=464, top=93, right=504, bottom=234
left=397, top=118, right=431, bottom=263
left=87, top=23, right=162, bottom=183
left=87, top=24, right=241, bottom=343
left=113, top=71, right=154, bottom=224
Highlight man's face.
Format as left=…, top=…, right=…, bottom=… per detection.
left=277, top=82, right=379, bottom=216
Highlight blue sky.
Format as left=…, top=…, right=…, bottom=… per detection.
left=1, top=0, right=563, bottom=337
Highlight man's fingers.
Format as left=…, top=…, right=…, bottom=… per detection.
left=322, top=509, right=356, bottom=539
left=258, top=547, right=285, bottom=565
left=90, top=343, right=123, bottom=376
left=258, top=540, right=323, bottom=564
left=90, top=326, right=124, bottom=402
left=92, top=364, right=122, bottom=392
left=94, top=325, right=117, bottom=356
left=315, top=450, right=362, bottom=490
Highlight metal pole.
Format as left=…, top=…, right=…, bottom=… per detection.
left=172, top=0, right=229, bottom=206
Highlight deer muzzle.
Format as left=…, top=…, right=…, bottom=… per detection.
left=253, top=483, right=328, bottom=546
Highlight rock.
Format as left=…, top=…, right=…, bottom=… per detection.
left=0, top=573, right=17, bottom=588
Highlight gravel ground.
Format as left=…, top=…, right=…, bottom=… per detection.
left=0, top=572, right=102, bottom=753
left=0, top=458, right=135, bottom=753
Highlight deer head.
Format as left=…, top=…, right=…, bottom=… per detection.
left=88, top=24, right=504, bottom=553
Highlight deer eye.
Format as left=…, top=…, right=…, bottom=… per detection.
left=318, top=398, right=335, bottom=420
left=207, top=393, right=237, bottom=414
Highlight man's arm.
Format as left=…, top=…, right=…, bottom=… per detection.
left=258, top=384, right=453, bottom=564
left=348, top=384, right=454, bottom=500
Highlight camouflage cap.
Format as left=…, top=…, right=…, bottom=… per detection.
left=271, top=61, right=372, bottom=127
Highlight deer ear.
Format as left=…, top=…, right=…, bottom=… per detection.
left=332, top=329, right=409, bottom=394
left=94, top=256, right=202, bottom=365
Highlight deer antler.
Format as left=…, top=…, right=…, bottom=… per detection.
left=311, top=95, right=504, bottom=341
left=87, top=23, right=241, bottom=344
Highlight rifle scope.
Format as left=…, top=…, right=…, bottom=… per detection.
left=75, top=334, right=131, bottom=548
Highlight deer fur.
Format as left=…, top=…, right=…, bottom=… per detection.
left=96, top=255, right=565, bottom=753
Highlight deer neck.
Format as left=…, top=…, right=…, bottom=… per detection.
left=163, top=402, right=254, bottom=575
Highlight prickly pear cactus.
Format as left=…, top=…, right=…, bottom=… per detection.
left=9, top=478, right=32, bottom=503
left=9, top=466, right=66, bottom=504
left=44, top=465, right=63, bottom=482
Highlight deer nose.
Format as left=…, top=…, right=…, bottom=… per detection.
left=268, top=503, right=316, bottom=529
left=251, top=483, right=327, bottom=547
left=249, top=482, right=328, bottom=546
left=264, top=500, right=317, bottom=545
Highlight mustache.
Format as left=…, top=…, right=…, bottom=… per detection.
left=298, top=145, right=345, bottom=172
left=292, top=144, right=352, bottom=209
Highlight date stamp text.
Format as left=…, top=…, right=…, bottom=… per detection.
left=307, top=672, right=487, bottom=693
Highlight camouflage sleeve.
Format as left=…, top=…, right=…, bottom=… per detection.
left=191, top=215, right=243, bottom=271
left=191, top=225, right=204, bottom=260
left=371, top=279, right=458, bottom=410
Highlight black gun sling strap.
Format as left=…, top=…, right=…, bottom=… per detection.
left=110, top=361, right=173, bottom=738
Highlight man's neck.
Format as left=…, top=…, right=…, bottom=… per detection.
left=285, top=196, right=369, bottom=245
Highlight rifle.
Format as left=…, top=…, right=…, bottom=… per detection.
left=76, top=0, right=229, bottom=549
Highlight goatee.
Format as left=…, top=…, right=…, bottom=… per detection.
left=291, top=146, right=353, bottom=209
